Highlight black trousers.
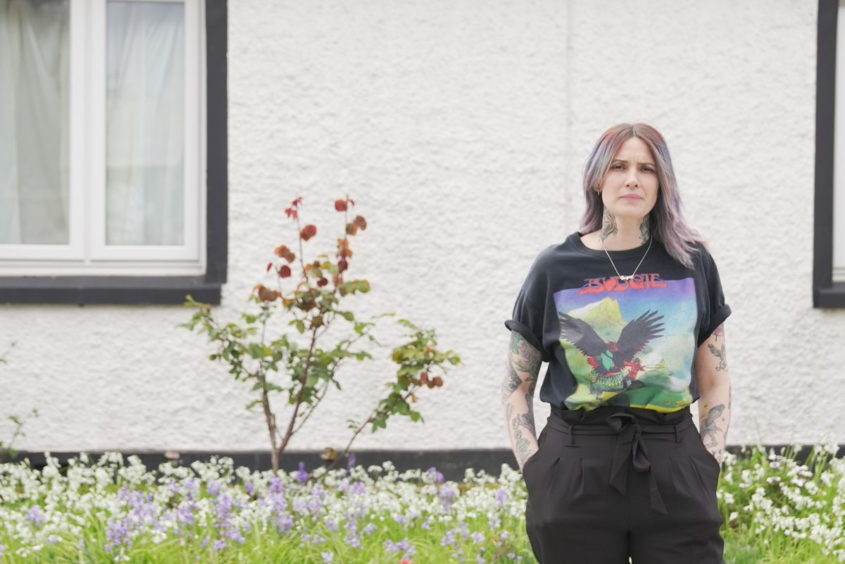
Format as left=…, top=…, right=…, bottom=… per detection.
left=522, top=405, right=725, bottom=564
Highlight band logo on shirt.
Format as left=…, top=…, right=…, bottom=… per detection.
left=578, top=273, right=668, bottom=295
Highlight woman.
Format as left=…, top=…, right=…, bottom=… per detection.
left=502, top=122, right=732, bottom=564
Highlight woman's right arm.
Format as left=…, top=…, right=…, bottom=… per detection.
left=501, top=330, right=543, bottom=472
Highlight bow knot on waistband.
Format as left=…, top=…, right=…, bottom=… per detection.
left=605, top=412, right=667, bottom=515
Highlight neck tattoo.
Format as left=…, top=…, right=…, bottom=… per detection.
left=598, top=211, right=652, bottom=281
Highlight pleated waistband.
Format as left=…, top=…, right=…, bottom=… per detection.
left=546, top=405, right=696, bottom=515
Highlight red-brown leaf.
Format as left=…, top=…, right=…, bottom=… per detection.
left=301, top=224, right=317, bottom=241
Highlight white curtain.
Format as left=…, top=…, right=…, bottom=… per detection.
left=107, top=1, right=184, bottom=246
left=0, top=0, right=70, bottom=245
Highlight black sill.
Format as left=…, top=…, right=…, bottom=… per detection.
left=9, top=444, right=842, bottom=479
left=0, top=276, right=221, bottom=305
left=815, top=282, right=845, bottom=308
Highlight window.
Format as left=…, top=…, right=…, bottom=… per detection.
left=814, top=0, right=845, bottom=307
left=0, top=0, right=227, bottom=305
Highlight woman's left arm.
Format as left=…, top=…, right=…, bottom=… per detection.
left=695, top=322, right=731, bottom=464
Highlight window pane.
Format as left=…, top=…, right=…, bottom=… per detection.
left=0, top=0, right=70, bottom=245
left=106, top=1, right=184, bottom=246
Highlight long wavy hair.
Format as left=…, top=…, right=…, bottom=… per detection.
left=577, top=122, right=708, bottom=269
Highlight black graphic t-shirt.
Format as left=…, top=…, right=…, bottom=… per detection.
left=505, top=231, right=731, bottom=413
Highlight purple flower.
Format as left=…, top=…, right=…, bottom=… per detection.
left=0, top=544, right=5, bottom=558
left=269, top=476, right=285, bottom=494
left=267, top=491, right=288, bottom=515
left=496, top=488, right=507, bottom=506
left=344, top=530, right=362, bottom=549
left=25, top=506, right=46, bottom=528
left=362, top=523, right=377, bottom=536
left=350, top=481, right=367, bottom=496
left=226, top=528, right=246, bottom=545
left=105, top=518, right=133, bottom=552
left=347, top=453, right=356, bottom=470
left=296, top=462, right=309, bottom=485
left=321, top=552, right=335, bottom=563
left=177, top=505, right=197, bottom=527
left=124, top=491, right=158, bottom=523
left=292, top=497, right=309, bottom=515
left=217, top=494, right=234, bottom=520
left=441, top=529, right=457, bottom=548
left=426, top=466, right=445, bottom=484
left=214, top=539, right=227, bottom=551
left=383, top=538, right=417, bottom=557
left=394, top=514, right=408, bottom=526
left=202, top=536, right=210, bottom=548
left=325, top=519, right=339, bottom=532
left=185, top=478, right=200, bottom=500
left=275, top=513, right=294, bottom=534
left=245, top=483, right=255, bottom=496
left=207, top=481, right=221, bottom=497
left=437, top=484, right=458, bottom=509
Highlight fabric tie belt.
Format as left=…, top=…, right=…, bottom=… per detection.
left=546, top=407, right=695, bottom=515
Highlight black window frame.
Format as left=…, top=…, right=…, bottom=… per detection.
left=815, top=0, right=845, bottom=307
left=0, top=0, right=227, bottom=306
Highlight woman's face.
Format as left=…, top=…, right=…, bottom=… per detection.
left=599, top=136, right=660, bottom=220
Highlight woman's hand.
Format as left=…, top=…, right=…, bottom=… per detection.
left=521, top=449, right=540, bottom=472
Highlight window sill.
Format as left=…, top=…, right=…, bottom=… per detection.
left=0, top=276, right=222, bottom=305
left=814, top=282, right=845, bottom=308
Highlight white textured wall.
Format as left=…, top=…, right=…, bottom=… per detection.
left=0, top=0, right=836, bottom=456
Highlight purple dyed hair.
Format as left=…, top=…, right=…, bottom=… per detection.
left=577, top=122, right=709, bottom=269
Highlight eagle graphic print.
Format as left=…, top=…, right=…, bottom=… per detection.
left=553, top=272, right=698, bottom=412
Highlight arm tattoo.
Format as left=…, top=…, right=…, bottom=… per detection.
left=706, top=341, right=728, bottom=371
left=503, top=332, right=543, bottom=466
left=502, top=333, right=541, bottom=403
left=707, top=322, right=727, bottom=370
left=700, top=403, right=727, bottom=463
left=699, top=323, right=730, bottom=463
left=501, top=359, right=523, bottom=404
